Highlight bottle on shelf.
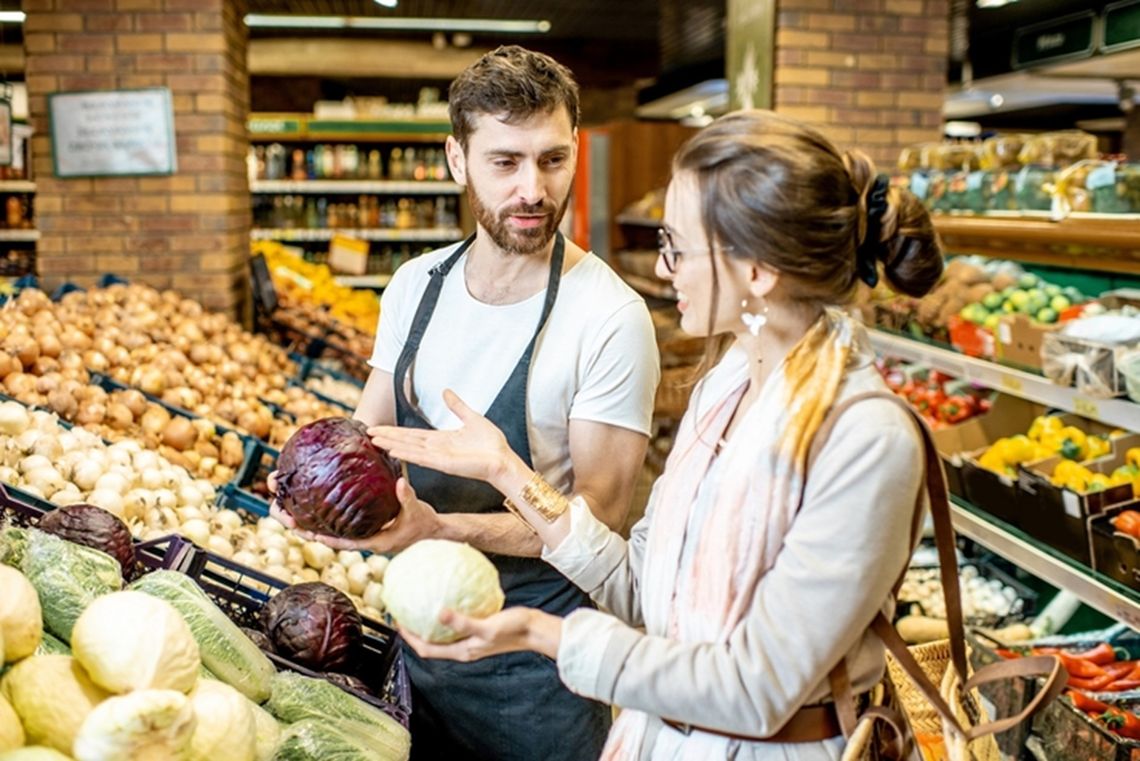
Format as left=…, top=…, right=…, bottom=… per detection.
left=389, top=148, right=405, bottom=181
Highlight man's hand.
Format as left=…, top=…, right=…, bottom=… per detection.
left=268, top=476, right=443, bottom=554
left=400, top=607, right=563, bottom=662
left=368, top=389, right=524, bottom=490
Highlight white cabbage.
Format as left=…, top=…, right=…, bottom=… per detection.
left=71, top=591, right=200, bottom=694
left=0, top=655, right=110, bottom=755
left=73, top=689, right=195, bottom=761
left=0, top=693, right=23, bottom=752
left=381, top=540, right=504, bottom=643
left=187, top=680, right=256, bottom=761
left=0, top=748, right=75, bottom=760
left=249, top=701, right=281, bottom=761
left=0, top=565, right=41, bottom=662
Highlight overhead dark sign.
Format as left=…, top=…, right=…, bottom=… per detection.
left=1105, top=0, right=1140, bottom=53
left=1012, top=11, right=1095, bottom=69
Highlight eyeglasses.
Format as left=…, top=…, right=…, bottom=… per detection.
left=656, top=227, right=732, bottom=273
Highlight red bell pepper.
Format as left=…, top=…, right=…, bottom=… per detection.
left=1068, top=673, right=1116, bottom=692
left=1060, top=653, right=1110, bottom=679
left=1102, top=680, right=1140, bottom=692
left=1102, top=708, right=1140, bottom=740
left=1068, top=690, right=1110, bottom=714
left=1070, top=643, right=1119, bottom=666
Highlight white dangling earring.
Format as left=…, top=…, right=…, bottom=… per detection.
left=740, top=299, right=768, bottom=337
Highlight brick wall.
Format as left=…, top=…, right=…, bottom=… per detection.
left=773, top=0, right=948, bottom=169
left=25, top=0, right=250, bottom=316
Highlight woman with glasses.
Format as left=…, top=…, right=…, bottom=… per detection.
left=369, top=110, right=944, bottom=760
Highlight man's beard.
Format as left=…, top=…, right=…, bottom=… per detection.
left=467, top=180, right=571, bottom=255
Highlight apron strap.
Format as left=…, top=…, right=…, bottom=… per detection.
left=392, top=234, right=475, bottom=416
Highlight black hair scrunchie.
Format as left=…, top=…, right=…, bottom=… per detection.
left=855, top=174, right=890, bottom=288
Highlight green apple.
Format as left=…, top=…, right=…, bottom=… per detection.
left=1044, top=284, right=1061, bottom=297
left=1050, top=295, right=1071, bottom=312
left=1008, top=290, right=1031, bottom=312
left=982, top=292, right=1004, bottom=311
left=1018, top=274, right=1039, bottom=289
left=1035, top=307, right=1058, bottom=324
left=983, top=313, right=1002, bottom=330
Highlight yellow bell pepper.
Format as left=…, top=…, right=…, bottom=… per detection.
left=1086, top=473, right=1111, bottom=493
left=1052, top=459, right=1082, bottom=486
left=1086, top=436, right=1111, bottom=460
left=1058, top=426, right=1089, bottom=460
left=1006, top=434, right=1037, bottom=464
left=1029, top=415, right=1064, bottom=442
left=977, top=450, right=1008, bottom=476
left=1127, top=448, right=1140, bottom=469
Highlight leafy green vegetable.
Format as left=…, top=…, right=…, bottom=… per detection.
left=130, top=570, right=274, bottom=703
left=273, top=719, right=408, bottom=761
left=266, top=672, right=408, bottom=760
left=20, top=529, right=121, bottom=642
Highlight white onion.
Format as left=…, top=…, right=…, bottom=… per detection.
left=320, top=564, right=350, bottom=594
left=257, top=517, right=285, bottom=534
left=177, top=484, right=204, bottom=508
left=232, top=550, right=260, bottom=569
left=50, top=487, right=84, bottom=507
left=94, top=471, right=130, bottom=496
left=207, top=535, right=233, bottom=558
left=347, top=562, right=371, bottom=596
left=0, top=465, right=18, bottom=484
left=0, top=400, right=30, bottom=435
left=260, top=533, right=288, bottom=552
left=181, top=518, right=211, bottom=546
left=365, top=554, right=389, bottom=580
left=25, top=466, right=65, bottom=497
left=132, top=449, right=160, bottom=472
left=264, top=565, right=291, bottom=582
left=363, top=581, right=385, bottom=611
left=298, top=568, right=319, bottom=583
left=177, top=506, right=205, bottom=523
left=214, top=509, right=242, bottom=532
left=71, top=459, right=105, bottom=491
left=31, top=436, right=62, bottom=460
left=139, top=469, right=163, bottom=491
left=361, top=605, right=383, bottom=620
left=105, top=446, right=131, bottom=468
left=154, top=488, right=177, bottom=509
left=337, top=550, right=364, bottom=569
left=286, top=546, right=303, bottom=569
left=14, top=429, right=39, bottom=453
left=18, top=454, right=53, bottom=474
left=262, top=547, right=286, bottom=568
left=123, top=489, right=154, bottom=520
left=87, top=488, right=125, bottom=517
left=301, top=541, right=335, bottom=570
left=56, top=431, right=80, bottom=453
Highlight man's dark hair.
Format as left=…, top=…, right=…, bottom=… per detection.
left=449, top=45, right=580, bottom=149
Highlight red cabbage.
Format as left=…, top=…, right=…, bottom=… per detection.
left=262, top=582, right=362, bottom=672
left=276, top=417, right=401, bottom=539
left=38, top=503, right=135, bottom=579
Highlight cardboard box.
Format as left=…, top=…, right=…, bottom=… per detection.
left=1099, top=288, right=1140, bottom=311
left=1090, top=501, right=1140, bottom=591
left=935, top=394, right=1048, bottom=527
left=995, top=313, right=1059, bottom=371
left=1017, top=434, right=1140, bottom=565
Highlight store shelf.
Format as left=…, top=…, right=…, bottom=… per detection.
left=335, top=274, right=391, bottom=289
left=623, top=273, right=676, bottom=301
left=0, top=182, right=35, bottom=193
left=933, top=215, right=1140, bottom=274
left=0, top=230, right=39, bottom=243
left=251, top=227, right=464, bottom=243
left=251, top=180, right=461, bottom=195
left=868, top=329, right=1140, bottom=431
left=951, top=499, right=1140, bottom=630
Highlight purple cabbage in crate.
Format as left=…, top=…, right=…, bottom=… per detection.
left=275, top=417, right=401, bottom=539
left=38, top=503, right=135, bottom=579
left=262, top=582, right=362, bottom=672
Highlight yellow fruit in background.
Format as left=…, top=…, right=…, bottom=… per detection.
left=1087, top=436, right=1111, bottom=459
left=1029, top=415, right=1064, bottom=442
left=1128, top=448, right=1140, bottom=469
left=1051, top=459, right=1081, bottom=486
left=978, top=450, right=1008, bottom=476
left=1086, top=473, right=1111, bottom=493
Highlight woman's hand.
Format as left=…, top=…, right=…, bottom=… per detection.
left=368, top=389, right=524, bottom=489
left=401, top=607, right=564, bottom=661
left=268, top=476, right=442, bottom=554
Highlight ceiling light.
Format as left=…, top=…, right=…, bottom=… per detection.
left=976, top=0, right=1017, bottom=7
left=244, top=14, right=551, bottom=34
left=0, top=11, right=24, bottom=23
left=988, top=93, right=1005, bottom=108
left=374, top=0, right=398, bottom=7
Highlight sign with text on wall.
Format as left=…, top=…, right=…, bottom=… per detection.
left=48, top=88, right=177, bottom=178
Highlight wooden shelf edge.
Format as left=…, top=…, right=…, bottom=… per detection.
left=933, top=215, right=1140, bottom=251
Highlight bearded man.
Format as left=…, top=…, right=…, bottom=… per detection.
left=281, top=46, right=660, bottom=760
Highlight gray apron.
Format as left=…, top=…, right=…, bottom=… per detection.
left=392, top=232, right=611, bottom=760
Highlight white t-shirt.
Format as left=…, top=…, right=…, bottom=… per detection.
left=370, top=242, right=661, bottom=494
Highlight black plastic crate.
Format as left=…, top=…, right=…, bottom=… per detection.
left=174, top=539, right=411, bottom=728
left=961, top=458, right=1026, bottom=530
left=221, top=438, right=279, bottom=517
left=0, top=483, right=196, bottom=578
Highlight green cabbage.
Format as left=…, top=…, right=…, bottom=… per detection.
left=33, top=632, right=69, bottom=657
left=0, top=748, right=74, bottom=761
left=249, top=702, right=281, bottom=761
left=266, top=672, right=408, bottom=760
left=18, top=529, right=121, bottom=642
left=129, top=571, right=274, bottom=704
left=273, top=719, right=407, bottom=761
left=72, top=689, right=196, bottom=761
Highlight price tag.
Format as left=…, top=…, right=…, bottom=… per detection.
left=1073, top=397, right=1100, bottom=418
left=999, top=373, right=1023, bottom=393
left=328, top=235, right=370, bottom=275
left=1062, top=489, right=1082, bottom=519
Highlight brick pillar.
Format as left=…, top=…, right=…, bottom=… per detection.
left=24, top=0, right=250, bottom=316
left=772, top=0, right=949, bottom=169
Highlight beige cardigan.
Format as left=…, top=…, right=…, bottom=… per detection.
left=544, top=365, right=926, bottom=759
